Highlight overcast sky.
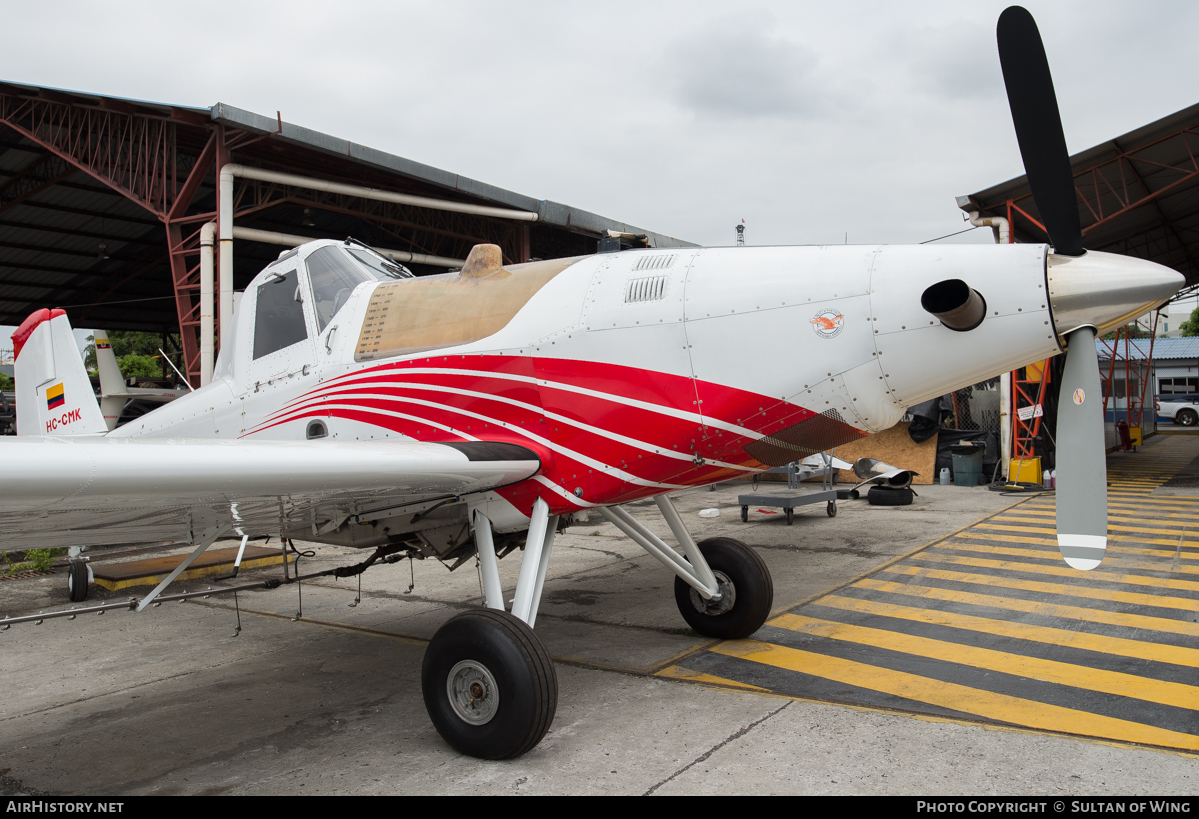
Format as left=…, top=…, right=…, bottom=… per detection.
left=2, top=0, right=1197, bottom=349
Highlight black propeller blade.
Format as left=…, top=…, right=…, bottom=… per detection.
left=997, top=5, right=1084, bottom=256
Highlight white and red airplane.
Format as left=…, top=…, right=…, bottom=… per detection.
left=0, top=7, right=1185, bottom=759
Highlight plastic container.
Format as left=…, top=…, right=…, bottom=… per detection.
left=698, top=508, right=720, bottom=518
left=951, top=444, right=984, bottom=487
left=1050, top=469, right=1057, bottom=488
left=1043, top=469, right=1052, bottom=487
left=939, top=467, right=950, bottom=485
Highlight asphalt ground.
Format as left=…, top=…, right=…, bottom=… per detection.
left=0, top=454, right=1196, bottom=795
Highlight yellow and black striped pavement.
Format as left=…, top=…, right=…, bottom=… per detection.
left=660, top=433, right=1199, bottom=752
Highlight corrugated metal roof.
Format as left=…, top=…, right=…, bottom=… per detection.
left=0, top=80, right=697, bottom=337
left=1096, top=336, right=1199, bottom=361
left=207, top=103, right=696, bottom=249
left=962, top=101, right=1199, bottom=293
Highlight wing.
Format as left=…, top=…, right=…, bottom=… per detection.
left=0, top=437, right=539, bottom=550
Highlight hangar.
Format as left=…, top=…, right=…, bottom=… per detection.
left=957, top=100, right=1199, bottom=459
left=0, top=81, right=693, bottom=386
left=959, top=100, right=1199, bottom=295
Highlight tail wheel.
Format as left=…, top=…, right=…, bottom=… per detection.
left=674, top=537, right=773, bottom=640
left=67, top=561, right=89, bottom=603
left=422, top=609, right=557, bottom=759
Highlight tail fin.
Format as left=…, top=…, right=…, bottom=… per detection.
left=93, top=331, right=129, bottom=430
left=93, top=331, right=129, bottom=398
left=11, top=309, right=107, bottom=436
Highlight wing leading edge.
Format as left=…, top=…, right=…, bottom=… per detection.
left=0, top=438, right=540, bottom=550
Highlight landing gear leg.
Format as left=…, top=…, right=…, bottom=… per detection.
left=598, top=495, right=774, bottom=640
left=422, top=499, right=559, bottom=759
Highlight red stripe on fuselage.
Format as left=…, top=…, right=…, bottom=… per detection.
left=245, top=355, right=821, bottom=514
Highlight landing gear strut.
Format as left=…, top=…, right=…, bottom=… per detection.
left=422, top=498, right=560, bottom=759
left=599, top=495, right=775, bottom=640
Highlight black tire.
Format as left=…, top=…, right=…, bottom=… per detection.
left=67, top=561, right=88, bottom=602
left=827, top=500, right=837, bottom=517
left=867, top=486, right=914, bottom=506
left=785, top=507, right=794, bottom=525
left=673, top=537, right=773, bottom=640
left=422, top=609, right=557, bottom=760
left=1178, top=409, right=1197, bottom=427
left=740, top=505, right=748, bottom=522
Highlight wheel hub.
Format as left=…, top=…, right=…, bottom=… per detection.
left=447, top=659, right=499, bottom=726
left=689, top=570, right=736, bottom=616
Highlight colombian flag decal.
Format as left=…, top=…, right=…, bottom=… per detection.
left=95, top=338, right=111, bottom=350
left=46, top=382, right=65, bottom=410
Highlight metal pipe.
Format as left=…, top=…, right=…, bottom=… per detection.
left=968, top=211, right=1010, bottom=244
left=199, top=222, right=215, bottom=386
left=231, top=227, right=464, bottom=268
left=471, top=509, right=505, bottom=611
left=511, top=498, right=550, bottom=624
left=223, top=164, right=538, bottom=222
left=1001, top=372, right=1013, bottom=480
left=219, top=171, right=234, bottom=355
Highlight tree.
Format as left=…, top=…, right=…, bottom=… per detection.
left=1179, top=306, right=1199, bottom=337
left=117, top=354, right=161, bottom=379
left=0, top=372, right=13, bottom=392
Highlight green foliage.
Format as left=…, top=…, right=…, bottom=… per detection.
left=1179, top=306, right=1199, bottom=337
left=118, top=353, right=161, bottom=379
left=107, top=330, right=180, bottom=359
left=3, top=547, right=66, bottom=576
left=0, top=371, right=12, bottom=391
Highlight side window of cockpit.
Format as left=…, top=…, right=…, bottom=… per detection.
left=305, top=246, right=375, bottom=332
left=253, top=269, right=308, bottom=359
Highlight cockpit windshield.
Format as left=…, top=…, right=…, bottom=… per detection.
left=346, top=247, right=413, bottom=280
left=304, top=246, right=377, bottom=332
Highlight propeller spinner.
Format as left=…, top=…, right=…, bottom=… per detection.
left=996, top=6, right=1184, bottom=569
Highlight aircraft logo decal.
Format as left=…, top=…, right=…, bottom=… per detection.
left=1073, top=388, right=1085, bottom=405
left=810, top=310, right=844, bottom=339
left=95, top=338, right=111, bottom=350
left=46, top=382, right=64, bottom=410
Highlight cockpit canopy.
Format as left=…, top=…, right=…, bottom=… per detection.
left=215, top=239, right=412, bottom=382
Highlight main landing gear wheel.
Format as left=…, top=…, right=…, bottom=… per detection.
left=422, top=609, right=557, bottom=760
left=67, top=561, right=88, bottom=603
left=674, top=537, right=773, bottom=640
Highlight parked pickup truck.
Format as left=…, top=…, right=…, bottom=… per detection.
left=1156, top=394, right=1199, bottom=426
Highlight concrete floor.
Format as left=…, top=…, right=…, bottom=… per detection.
left=1, top=480, right=1194, bottom=795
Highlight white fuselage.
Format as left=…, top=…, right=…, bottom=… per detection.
left=112, top=241, right=1059, bottom=523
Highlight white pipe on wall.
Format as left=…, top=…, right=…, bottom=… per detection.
left=218, top=171, right=235, bottom=357
left=231, top=227, right=465, bottom=268
left=222, top=164, right=538, bottom=222
left=216, top=163, right=529, bottom=354
left=968, top=211, right=1011, bottom=245
left=199, top=222, right=216, bottom=386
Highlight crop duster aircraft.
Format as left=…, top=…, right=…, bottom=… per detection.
left=0, top=7, right=1184, bottom=759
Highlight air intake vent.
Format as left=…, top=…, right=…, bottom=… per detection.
left=632, top=254, right=675, bottom=271
left=625, top=275, right=668, bottom=303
